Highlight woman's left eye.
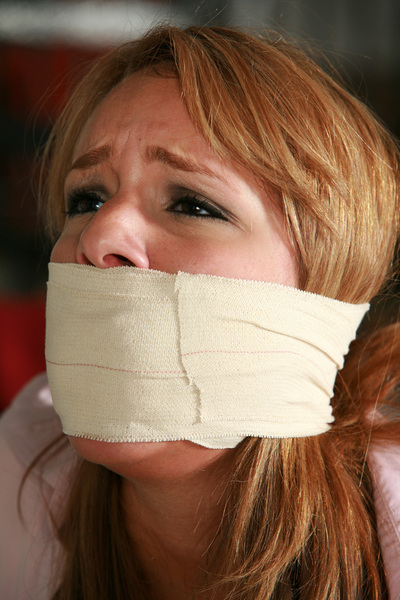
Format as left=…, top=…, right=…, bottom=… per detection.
left=167, top=194, right=229, bottom=221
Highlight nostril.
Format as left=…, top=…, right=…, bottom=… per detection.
left=114, top=254, right=135, bottom=267
left=78, top=228, right=150, bottom=269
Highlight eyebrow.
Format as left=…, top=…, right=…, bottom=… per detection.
left=145, top=145, right=222, bottom=180
left=68, top=143, right=222, bottom=181
left=69, top=144, right=113, bottom=172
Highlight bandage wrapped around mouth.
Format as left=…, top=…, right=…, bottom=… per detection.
left=45, top=263, right=369, bottom=449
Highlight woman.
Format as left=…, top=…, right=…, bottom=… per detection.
left=0, top=25, right=399, bottom=600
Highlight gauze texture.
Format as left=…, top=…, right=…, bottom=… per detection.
left=45, top=263, right=369, bottom=449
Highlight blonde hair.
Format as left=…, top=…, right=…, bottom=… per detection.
left=37, top=25, right=399, bottom=599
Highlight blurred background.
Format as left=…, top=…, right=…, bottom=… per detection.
left=0, top=0, right=399, bottom=408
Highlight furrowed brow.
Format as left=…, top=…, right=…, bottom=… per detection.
left=145, top=145, right=221, bottom=180
left=68, top=144, right=113, bottom=172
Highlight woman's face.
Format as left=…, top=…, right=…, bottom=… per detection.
left=51, top=72, right=298, bottom=481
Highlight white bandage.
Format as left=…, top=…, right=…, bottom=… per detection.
left=45, top=263, right=369, bottom=449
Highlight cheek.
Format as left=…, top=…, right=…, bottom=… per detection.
left=258, top=235, right=298, bottom=287
left=239, top=226, right=298, bottom=287
left=145, top=236, right=224, bottom=275
left=50, top=229, right=79, bottom=264
left=147, top=234, right=298, bottom=287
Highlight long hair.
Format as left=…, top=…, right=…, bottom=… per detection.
left=36, top=26, right=399, bottom=599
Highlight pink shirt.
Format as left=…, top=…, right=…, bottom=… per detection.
left=1, top=374, right=399, bottom=599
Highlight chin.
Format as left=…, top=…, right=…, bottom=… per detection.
left=67, top=435, right=231, bottom=481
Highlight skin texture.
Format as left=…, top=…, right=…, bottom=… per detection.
left=50, top=72, right=298, bottom=598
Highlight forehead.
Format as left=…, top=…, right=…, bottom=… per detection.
left=72, top=73, right=202, bottom=160
left=69, top=70, right=265, bottom=197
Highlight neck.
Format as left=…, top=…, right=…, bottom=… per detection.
left=121, top=454, right=231, bottom=599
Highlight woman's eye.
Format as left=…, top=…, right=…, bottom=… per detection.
left=167, top=194, right=228, bottom=221
left=65, top=189, right=105, bottom=216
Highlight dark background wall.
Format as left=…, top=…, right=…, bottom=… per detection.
left=0, top=0, right=399, bottom=405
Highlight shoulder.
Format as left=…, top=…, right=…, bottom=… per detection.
left=0, top=373, right=62, bottom=469
left=369, top=441, right=400, bottom=600
left=0, top=374, right=76, bottom=599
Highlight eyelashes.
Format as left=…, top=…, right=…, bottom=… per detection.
left=64, top=187, right=230, bottom=222
left=65, top=188, right=105, bottom=216
left=166, top=193, right=229, bottom=221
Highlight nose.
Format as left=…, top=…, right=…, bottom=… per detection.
left=76, top=197, right=150, bottom=269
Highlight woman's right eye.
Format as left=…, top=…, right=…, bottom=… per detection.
left=65, top=189, right=105, bottom=216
